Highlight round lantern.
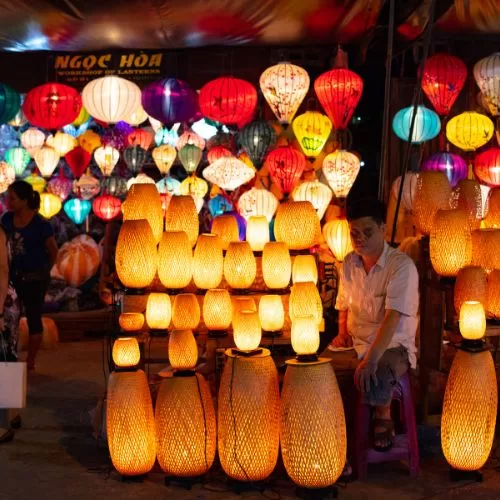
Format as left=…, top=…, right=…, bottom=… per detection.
left=46, top=131, right=76, bottom=156
left=207, top=146, right=232, bottom=165
left=203, top=289, right=233, bottom=332
left=23, top=83, right=82, bottom=129
left=101, top=176, right=127, bottom=198
left=454, top=266, right=488, bottom=315
left=38, top=193, right=62, bottom=219
left=289, top=282, right=323, bottom=326
left=322, top=150, right=360, bottom=198
left=24, top=173, right=46, bottom=193
left=0, top=83, right=20, bottom=124
left=484, top=188, right=500, bottom=227
left=238, top=187, right=279, bottom=222
left=292, top=180, right=333, bottom=220
left=262, top=241, right=291, bottom=289
left=119, top=313, right=145, bottom=332
left=141, top=78, right=199, bottom=125
left=471, top=229, right=500, bottom=273
left=82, top=76, right=141, bottom=124
left=211, top=214, right=240, bottom=250
left=177, top=130, right=206, bottom=151
left=172, top=294, right=200, bottom=331
left=94, top=146, right=119, bottom=177
left=274, top=201, right=319, bottom=250
left=246, top=216, right=270, bottom=251
left=239, top=120, right=276, bottom=168
left=193, top=234, right=224, bottom=290
left=446, top=112, right=494, bottom=151
left=152, top=145, right=176, bottom=175
left=421, top=53, right=467, bottom=116
left=21, top=128, right=45, bottom=157
left=323, top=218, right=353, bottom=262
left=123, top=104, right=148, bottom=126
left=258, top=295, right=285, bottom=333
left=392, top=106, right=441, bottom=143
left=34, top=146, right=60, bottom=178
left=430, top=209, right=472, bottom=277
left=422, top=152, right=468, bottom=188
left=93, top=194, right=121, bottom=221
left=224, top=241, right=257, bottom=290
left=199, top=76, right=257, bottom=126
left=260, top=62, right=310, bottom=124
left=180, top=176, right=208, bottom=199
left=115, top=219, right=158, bottom=289
left=264, top=146, right=306, bottom=196
left=127, top=128, right=153, bottom=151
left=123, top=146, right=147, bottom=174
left=65, top=146, right=91, bottom=178
left=292, top=255, right=318, bottom=284
left=178, top=144, right=202, bottom=174
left=158, top=231, right=193, bottom=289
left=474, top=148, right=500, bottom=187
left=473, top=53, right=500, bottom=116
left=5, top=147, right=30, bottom=177
left=203, top=156, right=255, bottom=191
left=146, top=293, right=171, bottom=331
left=292, top=111, right=332, bottom=158
left=165, top=195, right=199, bottom=247
left=314, top=68, right=363, bottom=130
left=208, top=194, right=233, bottom=217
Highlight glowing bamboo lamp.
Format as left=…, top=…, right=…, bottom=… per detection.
left=232, top=297, right=257, bottom=314
left=471, top=229, right=500, bottom=273
left=441, top=302, right=497, bottom=479
left=289, top=282, right=323, bottom=326
left=259, top=295, right=285, bottom=335
left=486, top=270, right=500, bottom=319
left=246, top=216, right=269, bottom=251
left=274, top=201, right=318, bottom=251
left=291, top=315, right=320, bottom=361
left=430, top=209, right=472, bottom=277
left=115, top=220, right=158, bottom=289
left=232, top=309, right=262, bottom=353
left=453, top=173, right=482, bottom=230
left=292, top=255, right=318, bottom=284
left=172, top=294, right=200, bottom=330
left=165, top=195, right=199, bottom=247
left=193, top=234, right=223, bottom=290
left=158, top=231, right=192, bottom=290
left=262, top=242, right=291, bottom=290
left=168, top=329, right=198, bottom=371
left=454, top=267, right=488, bottom=315
left=483, top=188, right=500, bottom=228
left=211, top=215, right=240, bottom=251
left=119, top=313, right=145, bottom=332
left=322, top=219, right=353, bottom=262
left=107, top=337, right=156, bottom=477
left=224, top=242, right=256, bottom=290
left=145, top=293, right=171, bottom=331
left=203, top=289, right=232, bottom=335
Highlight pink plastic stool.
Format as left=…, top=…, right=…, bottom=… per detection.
left=354, top=371, right=419, bottom=480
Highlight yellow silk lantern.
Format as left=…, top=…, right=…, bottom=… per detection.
left=454, top=266, right=488, bottom=315
left=158, top=231, right=193, bottom=289
left=292, top=111, right=332, bottom=158
left=258, top=295, right=285, bottom=333
left=94, top=146, right=120, bottom=177
left=46, top=132, right=76, bottom=156
left=292, top=180, right=333, bottom=220
left=322, top=150, right=360, bottom=198
left=193, top=233, right=223, bottom=289
left=224, top=242, right=257, bottom=290
left=112, top=337, right=141, bottom=368
left=124, top=104, right=148, bottom=126
left=24, top=173, right=46, bottom=193
left=78, top=129, right=101, bottom=153
left=246, top=215, right=270, bottom=251
left=322, top=218, right=353, bottom=262
left=152, top=145, right=177, bottom=175
left=232, top=309, right=261, bottom=352
left=39, top=193, right=62, bottom=219
left=292, top=255, right=318, bottom=284
left=459, top=301, right=486, bottom=340
left=172, top=294, right=200, bottom=330
left=211, top=215, right=240, bottom=250
left=291, top=315, right=320, bottom=357
left=145, top=293, right=171, bottom=330
left=262, top=241, right=291, bottom=289
left=34, top=145, right=60, bottom=178
left=165, top=195, right=199, bottom=247
left=119, top=313, right=145, bottom=332
left=289, top=282, right=323, bottom=326
left=168, top=329, right=198, bottom=370
left=446, top=112, right=494, bottom=151
left=203, top=289, right=233, bottom=331
left=274, top=201, right=319, bottom=251
left=180, top=175, right=208, bottom=199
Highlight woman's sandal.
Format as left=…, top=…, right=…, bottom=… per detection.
left=373, top=418, right=395, bottom=452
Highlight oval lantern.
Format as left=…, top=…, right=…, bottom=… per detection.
left=239, top=120, right=276, bottom=168
left=238, top=187, right=279, bottom=222
left=177, top=130, right=206, bottom=151
left=64, top=198, right=92, bottom=224
left=446, top=112, right=494, bottom=151
left=34, top=146, right=60, bottom=178
left=93, top=194, right=122, bottom=221
left=264, top=146, right=306, bottom=196
left=65, top=146, right=91, bottom=178
left=178, top=144, right=202, bottom=174
left=21, top=128, right=45, bottom=157
left=392, top=106, right=441, bottom=143
left=0, top=83, right=21, bottom=124
left=39, top=193, right=62, bottom=219
left=474, top=53, right=500, bottom=116
left=322, top=150, right=360, bottom=198
left=474, top=148, right=500, bottom=187
left=422, top=151, right=468, bottom=188
left=152, top=145, right=176, bottom=175
left=323, top=218, right=353, bottom=262
left=314, top=68, right=363, bottom=130
left=5, top=147, right=30, bottom=177
left=101, top=176, right=128, bottom=198
left=127, top=128, right=153, bottom=151
left=123, top=146, right=147, bottom=174
left=203, top=156, right=255, bottom=191
left=292, top=111, right=332, bottom=158
left=23, top=83, right=81, bottom=129
left=82, top=76, right=141, bottom=124
left=94, top=146, right=120, bottom=177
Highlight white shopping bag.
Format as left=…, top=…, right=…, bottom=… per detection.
left=0, top=361, right=27, bottom=409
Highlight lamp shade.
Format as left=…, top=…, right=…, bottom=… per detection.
left=152, top=145, right=177, bottom=175
left=158, top=231, right=193, bottom=289
left=203, top=156, right=255, bottom=191
left=232, top=309, right=261, bottom=352
left=246, top=216, right=270, bottom=251
left=459, top=301, right=486, bottom=340
left=0, top=83, right=20, bottom=124
left=238, top=187, right=278, bottom=222
left=292, top=180, right=333, bottom=220
left=291, top=315, right=319, bottom=356
left=165, top=195, right=199, bottom=247
left=211, top=215, right=240, bottom=251
left=168, top=329, right=198, bottom=370
left=474, top=148, right=500, bottom=188
left=239, top=120, right=276, bottom=168
left=224, top=242, right=256, bottom=290
left=274, top=201, right=318, bottom=250
left=292, top=255, right=318, bottom=284
left=323, top=218, right=353, bottom=262
left=289, top=282, right=323, bottom=326
left=193, top=234, right=223, bottom=289
left=145, top=293, right=171, bottom=330
left=172, top=294, right=200, bottom=330
left=115, top=220, right=158, bottom=289
left=264, top=146, right=306, bottom=196
left=454, top=266, right=488, bottom=315
left=473, top=53, right=500, bottom=116
left=203, top=289, right=233, bottom=331
left=392, top=106, right=441, bottom=144
left=112, top=337, right=141, bottom=368
left=446, top=112, right=494, bottom=151
left=34, top=146, right=60, bottom=178
left=322, top=150, right=360, bottom=198
left=262, top=242, right=291, bottom=289
left=292, top=111, right=332, bottom=158
left=258, top=295, right=285, bottom=332
left=39, top=193, right=62, bottom=219
left=119, top=313, right=145, bottom=332
left=422, top=152, right=468, bottom=188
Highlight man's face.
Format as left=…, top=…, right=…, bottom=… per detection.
left=348, top=216, right=385, bottom=257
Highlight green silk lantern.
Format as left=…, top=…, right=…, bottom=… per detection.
left=179, top=144, right=202, bottom=174
left=5, top=147, right=30, bottom=177
left=0, top=83, right=21, bottom=124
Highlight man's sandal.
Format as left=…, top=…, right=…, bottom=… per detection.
left=373, top=418, right=395, bottom=452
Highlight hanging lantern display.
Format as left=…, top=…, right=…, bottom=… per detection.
left=165, top=195, right=199, bottom=247
left=473, top=53, right=500, bottom=116
left=208, top=194, right=233, bottom=217
left=237, top=187, right=278, bottom=222
left=48, top=169, right=73, bottom=201
left=126, top=173, right=155, bottom=191
left=152, top=145, right=176, bottom=175
left=5, top=147, right=30, bottom=177
left=474, top=148, right=500, bottom=187
left=0, top=83, right=21, bottom=124
left=39, top=193, right=62, bottom=219
left=258, top=295, right=285, bottom=333
left=23, top=83, right=82, bottom=129
left=122, top=146, right=147, bottom=174
left=292, top=111, right=332, bottom=158
left=46, top=131, right=77, bottom=157
left=292, top=255, right=318, bottom=284
left=203, top=289, right=233, bottom=332
left=78, top=129, right=101, bottom=153
left=119, top=313, right=145, bottom=333
left=34, top=146, right=60, bottom=178
left=323, top=218, right=353, bottom=262
left=292, top=180, right=333, bottom=220
left=24, top=173, right=46, bottom=193
left=224, top=241, right=256, bottom=290
left=454, top=266, right=488, bottom=315
left=101, top=176, right=127, bottom=198
left=246, top=216, right=270, bottom=251
left=93, top=194, right=122, bottom=221
left=314, top=68, right=363, bottom=130
left=178, top=144, right=202, bottom=174
left=0, top=162, right=15, bottom=193
left=211, top=215, right=240, bottom=251
left=63, top=198, right=91, bottom=224
left=262, top=241, right=291, bottom=289
left=177, top=130, right=206, bottom=151
left=158, top=231, right=193, bottom=289
left=145, top=293, right=171, bottom=330
left=123, top=104, right=148, bottom=127
left=21, top=128, right=45, bottom=157
left=127, top=128, right=153, bottom=151
left=390, top=173, right=420, bottom=213
left=203, top=156, right=255, bottom=191
left=93, top=146, right=119, bottom=177
left=82, top=76, right=141, bottom=124
left=421, top=53, right=467, bottom=116
left=207, top=146, right=232, bottom=164
left=274, top=201, right=319, bottom=250
left=264, top=146, right=306, bottom=196
left=74, top=171, right=100, bottom=200
left=172, top=294, right=200, bottom=331
left=199, top=76, right=257, bottom=126
left=422, top=151, right=468, bottom=188
left=446, top=112, right=494, bottom=151
left=239, top=120, right=276, bottom=168
left=289, top=282, right=323, bottom=325
left=260, top=62, right=309, bottom=124
left=392, top=105, right=441, bottom=143
left=192, top=234, right=224, bottom=290
left=65, top=146, right=91, bottom=178
left=141, top=78, right=199, bottom=125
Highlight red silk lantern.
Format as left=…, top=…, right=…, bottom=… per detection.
left=93, top=194, right=122, bottom=221
left=264, top=146, right=306, bottom=196
left=65, top=146, right=91, bottom=178
left=127, top=128, right=153, bottom=150
left=421, top=53, right=467, bottom=116
left=199, top=77, right=257, bottom=126
left=474, top=148, right=500, bottom=188
left=207, top=146, right=232, bottom=164
left=23, top=83, right=81, bottom=130
left=314, top=69, right=363, bottom=130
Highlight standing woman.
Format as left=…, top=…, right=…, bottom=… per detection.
left=2, top=181, right=58, bottom=371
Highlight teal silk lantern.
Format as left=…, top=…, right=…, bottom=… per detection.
left=5, top=147, right=30, bottom=177
left=392, top=106, right=441, bottom=143
left=208, top=194, right=234, bottom=217
left=64, top=198, right=92, bottom=224
left=0, top=83, right=21, bottom=124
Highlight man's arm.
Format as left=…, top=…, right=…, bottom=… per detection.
left=365, top=309, right=402, bottom=364
left=331, top=309, right=353, bottom=348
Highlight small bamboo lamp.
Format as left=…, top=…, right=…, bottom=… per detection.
left=441, top=302, right=497, bottom=481
left=471, top=229, right=500, bottom=273
left=115, top=219, right=158, bottom=289
left=193, top=234, right=224, bottom=290
left=258, top=295, right=285, bottom=337
left=232, top=309, right=262, bottom=353
left=165, top=195, right=199, bottom=247
left=224, top=242, right=257, bottom=290
left=119, top=313, right=145, bottom=333
left=246, top=215, right=270, bottom=252
left=322, top=219, right=353, bottom=262
left=158, top=231, right=193, bottom=290
left=156, top=329, right=216, bottom=479
left=274, top=201, right=318, bottom=250
left=172, top=294, right=201, bottom=330
left=292, top=255, right=318, bottom=284
left=486, top=270, right=500, bottom=319
left=291, top=315, right=320, bottom=362
left=203, top=289, right=232, bottom=336
left=145, top=293, right=171, bottom=331
left=211, top=214, right=240, bottom=251
left=232, top=296, right=257, bottom=314
left=262, top=242, right=291, bottom=290
left=107, top=337, right=156, bottom=477
left=289, top=282, right=323, bottom=326
left=454, top=266, right=488, bottom=315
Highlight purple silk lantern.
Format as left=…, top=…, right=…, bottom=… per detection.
left=141, top=78, right=199, bottom=125
left=421, top=151, right=467, bottom=187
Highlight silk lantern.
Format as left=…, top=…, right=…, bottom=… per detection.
left=0, top=83, right=21, bottom=124
left=203, top=289, right=233, bottom=332
left=262, top=241, right=291, bottom=289
left=208, top=194, right=233, bottom=217
left=158, top=231, right=193, bottom=290
left=102, top=176, right=127, bottom=198
left=127, top=173, right=155, bottom=190
left=146, top=293, right=171, bottom=331
left=193, top=234, right=223, bottom=289
left=238, top=187, right=278, bottom=222
left=165, top=196, right=199, bottom=247
left=21, top=128, right=45, bottom=157
left=65, top=146, right=91, bottom=178
left=422, top=152, right=468, bottom=188
left=180, top=175, right=208, bottom=199
left=24, top=173, right=46, bottom=193
left=127, top=128, right=153, bottom=151
left=203, top=156, right=255, bottom=191
left=211, top=215, right=240, bottom=250
left=123, top=146, right=147, bottom=174
left=239, top=120, right=276, bottom=168
left=260, top=62, right=310, bottom=124
left=454, top=266, right=488, bottom=315
left=322, top=150, right=360, bottom=198
left=474, top=148, right=500, bottom=187
left=172, top=294, right=200, bottom=331
left=46, top=131, right=77, bottom=156
left=274, top=201, right=319, bottom=250
left=178, top=144, right=202, bottom=174
left=5, top=147, right=30, bottom=177
left=473, top=53, right=500, bottom=116
left=246, top=216, right=270, bottom=251
left=292, top=180, right=333, bottom=220
left=177, top=130, right=205, bottom=151
left=323, top=218, right=353, bottom=262
left=207, top=145, right=232, bottom=164
left=34, top=146, right=60, bottom=178
left=78, top=129, right=101, bottom=153
left=119, top=313, right=145, bottom=332
left=292, top=111, right=332, bottom=158
left=392, top=106, right=441, bottom=143
left=152, top=145, right=176, bottom=175
left=123, top=104, right=148, bottom=126
left=157, top=176, right=181, bottom=197
left=94, top=146, right=119, bottom=177
left=446, top=112, right=494, bottom=151
left=39, top=193, right=62, bottom=219
left=390, top=173, right=420, bottom=213
left=93, top=195, right=121, bottom=221
left=265, top=146, right=306, bottom=196
left=258, top=295, right=285, bottom=333
left=48, top=170, right=73, bottom=201
left=224, top=242, right=256, bottom=290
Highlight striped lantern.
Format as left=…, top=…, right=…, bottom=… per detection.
left=323, top=218, right=353, bottom=262
left=158, top=231, right=193, bottom=289
left=46, top=132, right=77, bottom=156
left=165, top=195, right=199, bottom=247
left=238, top=187, right=279, bottom=222
left=422, top=152, right=468, bottom=188
left=239, top=120, right=276, bottom=168
left=292, top=180, right=333, bottom=220
left=446, top=112, right=494, bottom=151
left=101, top=176, right=127, bottom=198
left=203, top=156, right=255, bottom=191
left=123, top=104, right=148, bottom=126
left=178, top=144, right=202, bottom=174
left=474, top=148, right=500, bottom=188
left=322, top=150, right=360, bottom=198
left=473, top=53, right=500, bottom=116
left=292, top=111, right=332, bottom=158
left=392, top=106, right=441, bottom=144
left=93, top=194, right=121, bottom=221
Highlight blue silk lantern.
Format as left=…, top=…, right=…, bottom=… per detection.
left=239, top=120, right=276, bottom=169
left=155, top=127, right=179, bottom=147
left=0, top=84, right=21, bottom=125
left=63, top=121, right=90, bottom=138
left=64, top=198, right=92, bottom=224
left=156, top=176, right=181, bottom=195
left=392, top=106, right=441, bottom=143
left=208, top=194, right=234, bottom=217
left=421, top=151, right=468, bottom=187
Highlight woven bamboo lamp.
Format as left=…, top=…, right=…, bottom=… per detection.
left=203, top=289, right=232, bottom=335
left=262, top=242, right=291, bottom=290
left=441, top=301, right=497, bottom=481
left=483, top=188, right=500, bottom=228
left=289, top=282, right=323, bottom=326
left=471, top=229, right=500, bottom=273
left=165, top=195, right=199, bottom=247
left=322, top=218, right=353, bottom=262
left=192, top=234, right=223, bottom=290
left=172, top=294, right=201, bottom=330
left=486, top=270, right=500, bottom=319
left=291, top=315, right=320, bottom=360
left=430, top=209, right=472, bottom=277
left=145, top=293, right=171, bottom=331
left=211, top=215, right=240, bottom=251
left=107, top=337, right=156, bottom=477
left=156, top=329, right=216, bottom=479
left=453, top=170, right=483, bottom=230
left=274, top=201, right=318, bottom=251
left=454, top=267, right=488, bottom=315
left=232, top=309, right=262, bottom=353
left=158, top=231, right=193, bottom=290
left=292, top=255, right=318, bottom=284
left=224, top=242, right=257, bottom=290
left=258, top=295, right=285, bottom=336
left=232, top=297, right=257, bottom=314
left=246, top=216, right=270, bottom=252
left=413, top=171, right=452, bottom=235
left=115, top=220, right=158, bottom=289
left=119, top=313, right=145, bottom=332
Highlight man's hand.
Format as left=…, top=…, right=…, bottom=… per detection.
left=331, top=334, right=353, bottom=348
left=354, top=357, right=378, bottom=393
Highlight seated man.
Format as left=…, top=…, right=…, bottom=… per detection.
left=330, top=198, right=419, bottom=451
